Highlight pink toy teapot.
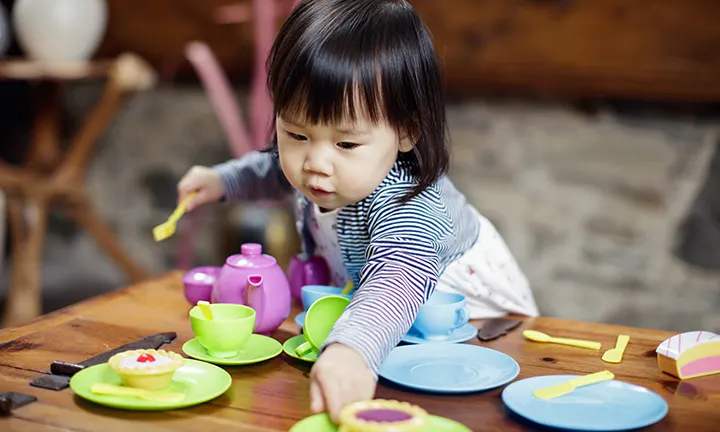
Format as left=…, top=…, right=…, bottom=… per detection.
left=210, top=243, right=291, bottom=334
left=287, top=253, right=330, bottom=302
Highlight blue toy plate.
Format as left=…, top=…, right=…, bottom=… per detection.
left=294, top=311, right=306, bottom=328
left=401, top=323, right=478, bottom=344
left=501, top=375, right=669, bottom=431
left=378, top=343, right=519, bottom=394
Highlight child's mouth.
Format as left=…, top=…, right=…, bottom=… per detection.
left=309, top=187, right=333, bottom=198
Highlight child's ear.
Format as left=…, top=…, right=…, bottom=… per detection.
left=398, top=133, right=414, bottom=153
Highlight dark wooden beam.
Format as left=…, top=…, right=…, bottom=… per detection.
left=89, top=0, right=720, bottom=102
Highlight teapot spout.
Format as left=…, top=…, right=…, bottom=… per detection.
left=247, top=274, right=266, bottom=333
left=248, top=274, right=263, bottom=291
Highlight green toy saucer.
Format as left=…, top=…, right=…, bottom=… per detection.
left=182, top=335, right=282, bottom=365
left=283, top=334, right=317, bottom=363
left=289, top=413, right=471, bottom=431
left=69, top=359, right=231, bottom=411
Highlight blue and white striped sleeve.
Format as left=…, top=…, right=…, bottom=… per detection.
left=322, top=186, right=450, bottom=375
left=212, top=150, right=293, bottom=202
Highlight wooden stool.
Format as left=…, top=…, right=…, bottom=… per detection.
left=0, top=54, right=155, bottom=326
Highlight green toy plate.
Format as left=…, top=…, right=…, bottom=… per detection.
left=69, top=358, right=231, bottom=410
left=182, top=335, right=282, bottom=365
left=289, top=413, right=471, bottom=431
left=283, top=334, right=318, bottom=363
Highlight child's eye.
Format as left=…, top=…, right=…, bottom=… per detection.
left=286, top=131, right=307, bottom=141
left=337, top=141, right=359, bottom=150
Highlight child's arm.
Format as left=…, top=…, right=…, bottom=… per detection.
left=322, top=188, right=446, bottom=374
left=213, top=150, right=293, bottom=202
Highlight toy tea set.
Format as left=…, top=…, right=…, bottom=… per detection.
left=62, top=238, right=468, bottom=431
left=502, top=327, right=720, bottom=431
left=64, top=234, right=720, bottom=431
left=64, top=202, right=720, bottom=431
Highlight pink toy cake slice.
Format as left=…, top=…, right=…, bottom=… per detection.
left=656, top=331, right=720, bottom=379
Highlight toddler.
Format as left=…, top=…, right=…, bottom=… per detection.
left=178, top=0, right=538, bottom=421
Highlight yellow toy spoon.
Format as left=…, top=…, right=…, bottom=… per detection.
left=602, top=334, right=630, bottom=363
left=197, top=300, right=214, bottom=320
left=340, top=279, right=354, bottom=296
left=152, top=192, right=196, bottom=242
left=523, top=330, right=601, bottom=350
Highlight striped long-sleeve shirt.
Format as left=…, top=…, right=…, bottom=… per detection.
left=215, top=151, right=480, bottom=374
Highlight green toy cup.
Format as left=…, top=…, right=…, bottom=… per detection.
left=295, top=295, right=350, bottom=357
left=189, top=303, right=256, bottom=358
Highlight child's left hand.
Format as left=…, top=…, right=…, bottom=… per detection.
left=309, top=343, right=376, bottom=422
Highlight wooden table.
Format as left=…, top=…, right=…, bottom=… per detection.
left=0, top=272, right=718, bottom=431
left=0, top=54, right=155, bottom=327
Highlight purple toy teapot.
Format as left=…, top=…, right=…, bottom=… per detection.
left=210, top=243, right=291, bottom=335
left=287, top=253, right=330, bottom=302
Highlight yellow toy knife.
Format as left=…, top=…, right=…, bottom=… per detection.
left=90, top=383, right=186, bottom=402
left=533, top=370, right=615, bottom=400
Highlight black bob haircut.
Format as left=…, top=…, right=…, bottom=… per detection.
left=266, top=0, right=449, bottom=202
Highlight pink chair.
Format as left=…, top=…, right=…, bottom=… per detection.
left=177, top=0, right=301, bottom=270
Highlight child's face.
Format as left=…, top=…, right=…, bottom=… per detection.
left=276, top=111, right=412, bottom=210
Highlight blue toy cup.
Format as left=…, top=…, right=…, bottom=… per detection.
left=301, top=285, right=353, bottom=310
left=410, top=291, right=469, bottom=340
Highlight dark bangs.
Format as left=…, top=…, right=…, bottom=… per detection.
left=267, top=0, right=449, bottom=201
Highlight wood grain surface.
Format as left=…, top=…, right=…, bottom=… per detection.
left=1, top=271, right=719, bottom=431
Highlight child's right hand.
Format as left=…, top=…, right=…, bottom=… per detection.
left=177, top=166, right=225, bottom=212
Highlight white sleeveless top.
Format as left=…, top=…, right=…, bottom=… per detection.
left=309, top=204, right=351, bottom=287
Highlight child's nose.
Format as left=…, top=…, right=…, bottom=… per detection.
left=303, top=150, right=333, bottom=176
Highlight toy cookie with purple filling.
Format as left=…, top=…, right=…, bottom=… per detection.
left=656, top=331, right=720, bottom=380
left=107, top=349, right=184, bottom=390
left=338, top=400, right=428, bottom=432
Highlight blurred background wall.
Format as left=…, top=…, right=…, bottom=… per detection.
left=1, top=0, right=719, bottom=332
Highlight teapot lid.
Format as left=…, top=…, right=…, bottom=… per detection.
left=225, top=243, right=277, bottom=268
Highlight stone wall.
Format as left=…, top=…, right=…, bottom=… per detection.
left=2, top=83, right=719, bottom=333
left=446, top=100, right=720, bottom=332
